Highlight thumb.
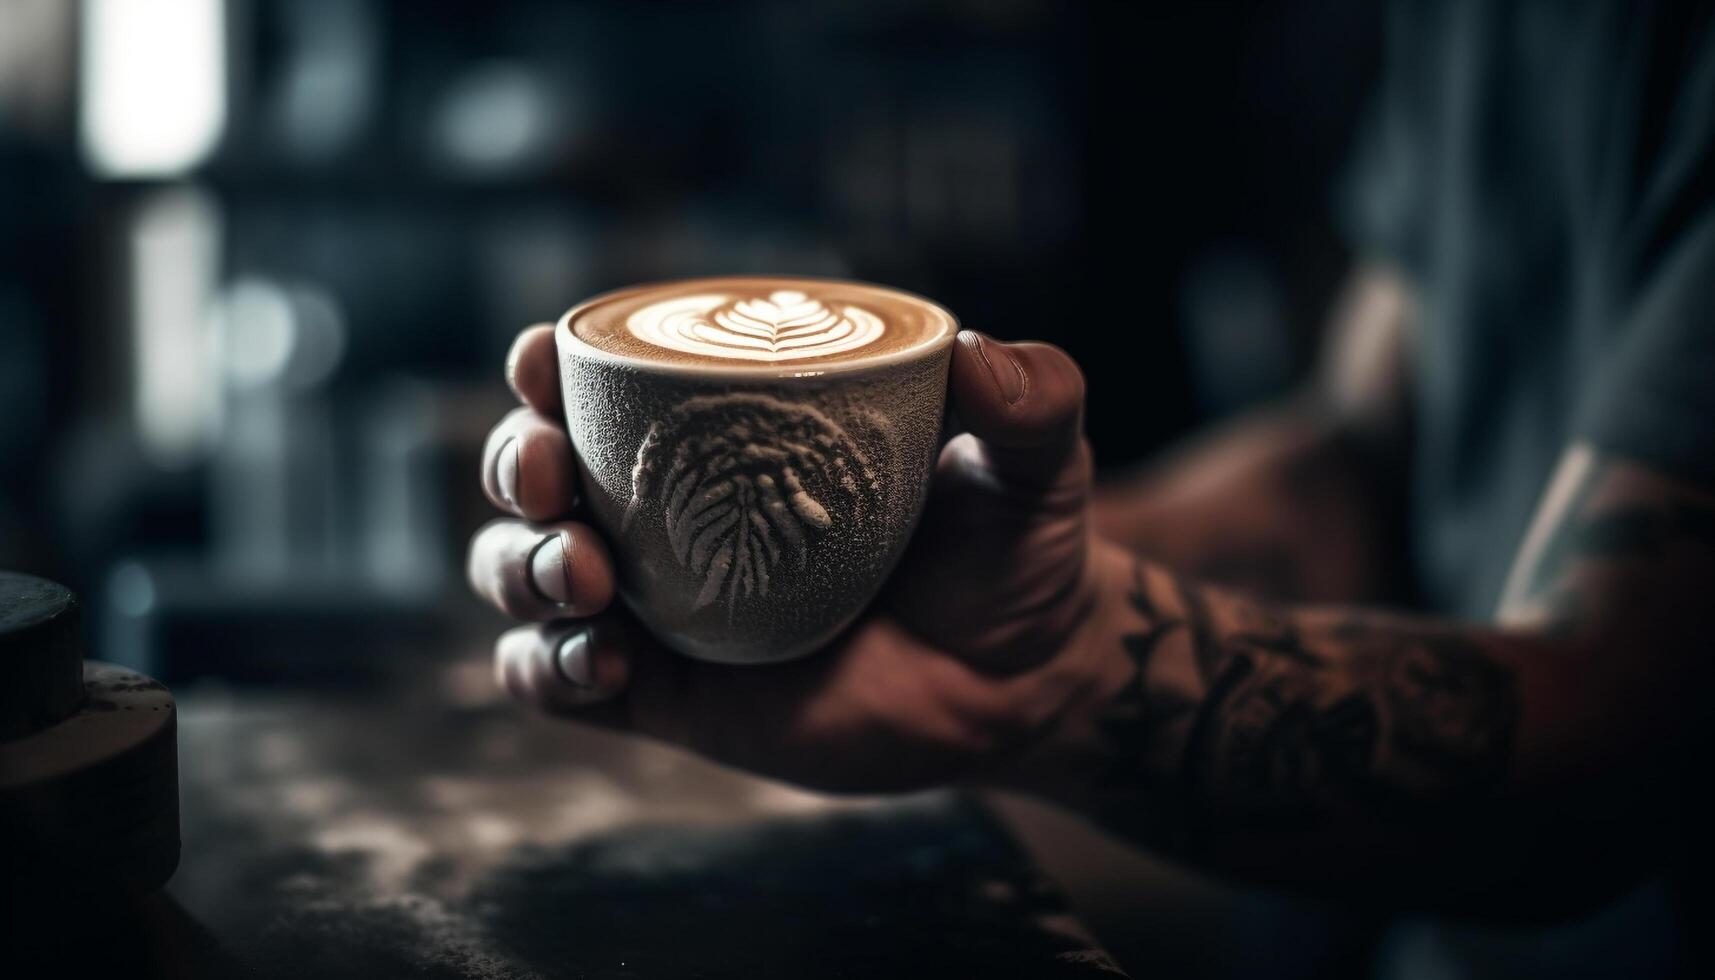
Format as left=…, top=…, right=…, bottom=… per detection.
left=949, top=331, right=1088, bottom=490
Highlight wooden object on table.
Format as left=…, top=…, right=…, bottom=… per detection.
left=0, top=572, right=180, bottom=900
left=0, top=571, right=84, bottom=739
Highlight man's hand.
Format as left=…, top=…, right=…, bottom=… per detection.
left=466, top=318, right=1715, bottom=920
left=467, top=324, right=1106, bottom=792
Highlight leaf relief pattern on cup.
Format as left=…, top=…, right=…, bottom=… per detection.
left=622, top=394, right=891, bottom=611
left=626, top=289, right=886, bottom=362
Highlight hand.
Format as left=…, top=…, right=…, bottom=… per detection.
left=468, top=323, right=1106, bottom=792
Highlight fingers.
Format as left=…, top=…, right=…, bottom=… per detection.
left=949, top=331, right=1089, bottom=491
left=481, top=407, right=580, bottom=520
left=467, top=518, right=616, bottom=621
left=494, top=613, right=678, bottom=731
left=491, top=605, right=810, bottom=753
left=506, top=324, right=562, bottom=418
left=487, top=326, right=577, bottom=521
left=495, top=620, right=632, bottom=714
left=488, top=324, right=636, bottom=721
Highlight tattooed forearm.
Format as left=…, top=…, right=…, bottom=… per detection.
left=1100, top=559, right=1521, bottom=839
left=1063, top=446, right=1714, bottom=906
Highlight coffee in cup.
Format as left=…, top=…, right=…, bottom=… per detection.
left=557, top=276, right=957, bottom=664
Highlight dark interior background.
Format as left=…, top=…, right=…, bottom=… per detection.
left=0, top=0, right=1381, bottom=593
left=0, top=2, right=1382, bottom=974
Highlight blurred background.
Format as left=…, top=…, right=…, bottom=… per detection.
left=0, top=0, right=1386, bottom=975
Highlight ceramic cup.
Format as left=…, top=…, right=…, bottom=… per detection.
left=556, top=276, right=958, bottom=664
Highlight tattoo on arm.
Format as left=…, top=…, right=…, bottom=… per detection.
left=1092, top=448, right=1715, bottom=871
left=1101, top=559, right=1521, bottom=839
left=1101, top=451, right=1715, bottom=845
left=1097, top=563, right=1193, bottom=782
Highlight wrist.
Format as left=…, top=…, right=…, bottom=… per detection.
left=982, top=538, right=1150, bottom=798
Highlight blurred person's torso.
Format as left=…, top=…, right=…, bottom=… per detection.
left=1345, top=0, right=1715, bottom=621
left=1345, top=1, right=1714, bottom=975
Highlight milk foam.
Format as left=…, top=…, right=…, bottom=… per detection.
left=627, top=290, right=886, bottom=363
left=567, top=276, right=955, bottom=370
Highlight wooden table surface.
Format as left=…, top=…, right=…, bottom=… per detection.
left=9, top=662, right=1127, bottom=979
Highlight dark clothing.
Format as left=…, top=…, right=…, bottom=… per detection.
left=1342, top=2, right=1714, bottom=974
left=1343, top=0, right=1715, bottom=620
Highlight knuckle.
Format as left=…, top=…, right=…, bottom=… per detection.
left=485, top=408, right=526, bottom=449
left=470, top=517, right=516, bottom=550
left=465, top=524, right=499, bottom=592
left=494, top=633, right=531, bottom=702
left=468, top=519, right=538, bottom=616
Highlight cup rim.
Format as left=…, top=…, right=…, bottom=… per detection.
left=555, top=275, right=960, bottom=379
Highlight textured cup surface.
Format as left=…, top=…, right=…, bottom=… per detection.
left=558, top=277, right=956, bottom=664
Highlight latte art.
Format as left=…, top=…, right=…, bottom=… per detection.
left=628, top=290, right=886, bottom=363
left=566, top=275, right=956, bottom=372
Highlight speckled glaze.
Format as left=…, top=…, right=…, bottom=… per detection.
left=558, top=282, right=955, bottom=664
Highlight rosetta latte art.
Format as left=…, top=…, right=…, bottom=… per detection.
left=626, top=290, right=887, bottom=362
left=623, top=394, right=888, bottom=612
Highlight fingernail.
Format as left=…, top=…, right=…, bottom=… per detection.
left=496, top=437, right=521, bottom=509
left=556, top=632, right=593, bottom=687
left=972, top=332, right=1026, bottom=405
left=529, top=531, right=574, bottom=606
left=504, top=341, right=523, bottom=395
